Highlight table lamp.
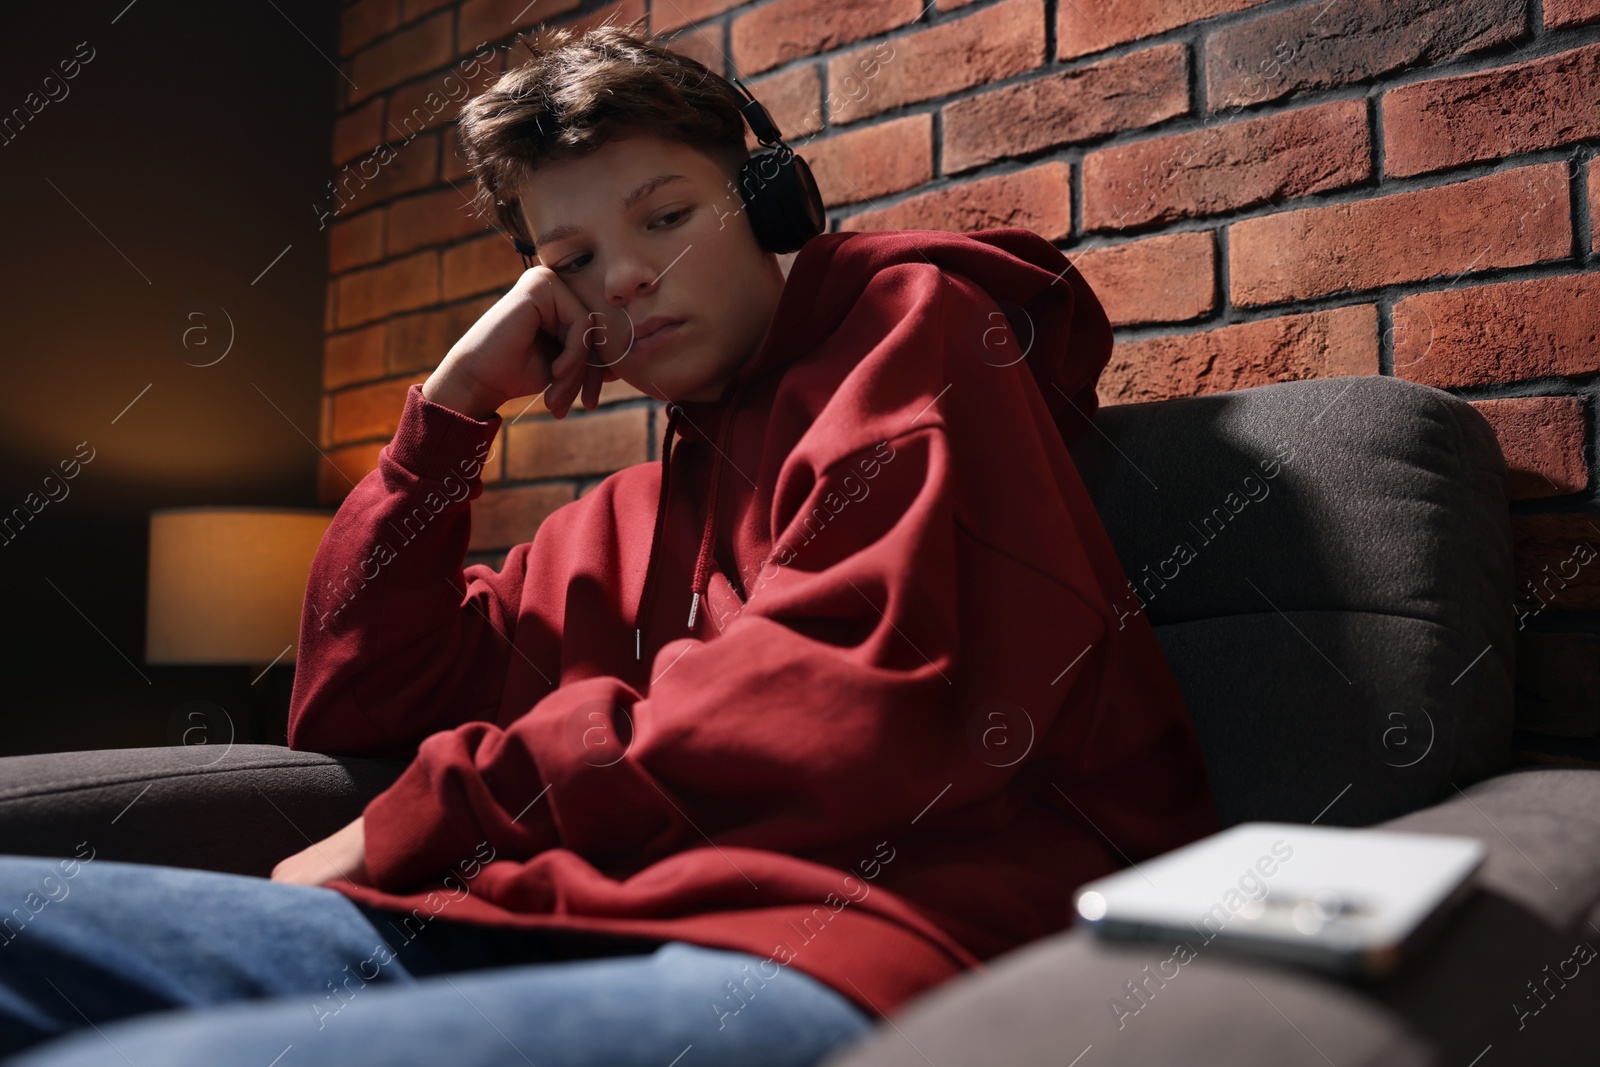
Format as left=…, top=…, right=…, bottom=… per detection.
left=146, top=507, right=334, bottom=743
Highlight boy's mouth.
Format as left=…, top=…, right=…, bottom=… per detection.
left=632, top=317, right=685, bottom=352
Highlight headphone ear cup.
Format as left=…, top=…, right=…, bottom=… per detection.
left=739, top=147, right=825, bottom=255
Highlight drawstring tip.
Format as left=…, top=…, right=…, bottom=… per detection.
left=687, top=591, right=699, bottom=629
left=634, top=627, right=641, bottom=662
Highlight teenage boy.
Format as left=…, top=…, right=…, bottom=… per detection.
left=0, top=23, right=1219, bottom=1067
left=278, top=14, right=1218, bottom=1032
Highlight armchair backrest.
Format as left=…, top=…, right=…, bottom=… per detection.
left=1068, top=375, right=1516, bottom=828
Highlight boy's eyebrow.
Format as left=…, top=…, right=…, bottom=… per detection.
left=533, top=173, right=691, bottom=248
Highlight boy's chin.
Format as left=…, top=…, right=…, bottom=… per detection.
left=607, top=372, right=695, bottom=404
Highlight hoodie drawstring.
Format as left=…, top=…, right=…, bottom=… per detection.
left=634, top=382, right=748, bottom=662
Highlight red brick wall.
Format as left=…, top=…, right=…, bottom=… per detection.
left=322, top=0, right=1600, bottom=734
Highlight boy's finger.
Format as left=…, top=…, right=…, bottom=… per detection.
left=552, top=318, right=589, bottom=381
left=550, top=280, right=594, bottom=372
left=551, top=355, right=587, bottom=417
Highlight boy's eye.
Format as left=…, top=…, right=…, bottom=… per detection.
left=554, top=209, right=692, bottom=275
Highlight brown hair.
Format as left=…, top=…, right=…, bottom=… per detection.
left=457, top=17, right=752, bottom=253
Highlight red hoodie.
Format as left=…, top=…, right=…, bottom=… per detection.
left=287, top=226, right=1219, bottom=1018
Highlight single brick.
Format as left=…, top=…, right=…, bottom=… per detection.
left=319, top=443, right=384, bottom=504
left=943, top=43, right=1189, bottom=175
left=325, top=323, right=388, bottom=390
left=1098, top=303, right=1378, bottom=404
left=1591, top=159, right=1600, bottom=254
left=1393, top=272, right=1600, bottom=389
left=342, top=0, right=401, bottom=57
left=442, top=232, right=522, bottom=302
left=1083, top=98, right=1369, bottom=231
left=331, top=131, right=441, bottom=218
left=839, top=161, right=1072, bottom=239
left=732, top=0, right=922, bottom=76
left=1230, top=162, right=1571, bottom=307
left=827, top=0, right=1043, bottom=125
left=1471, top=396, right=1589, bottom=499
left=652, top=0, right=743, bottom=35
left=506, top=405, right=652, bottom=479
left=1512, top=513, right=1600, bottom=615
left=1384, top=43, right=1600, bottom=177
left=1206, top=0, right=1526, bottom=113
left=388, top=296, right=497, bottom=375
left=333, top=98, right=385, bottom=166
left=469, top=484, right=577, bottom=552
left=349, top=12, right=455, bottom=107
left=750, top=64, right=823, bottom=142
left=329, top=208, right=386, bottom=274
left=801, top=113, right=933, bottom=209
left=330, top=373, right=432, bottom=444
left=337, top=251, right=440, bottom=328
left=1546, top=0, right=1600, bottom=28
left=1070, top=231, right=1218, bottom=327
left=459, top=0, right=580, bottom=50
left=1059, top=0, right=1271, bottom=61
left=388, top=188, right=490, bottom=255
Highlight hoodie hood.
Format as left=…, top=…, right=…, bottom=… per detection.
left=633, top=227, right=1113, bottom=660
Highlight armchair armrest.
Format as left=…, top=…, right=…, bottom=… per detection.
left=0, top=744, right=408, bottom=878
left=820, top=768, right=1600, bottom=1066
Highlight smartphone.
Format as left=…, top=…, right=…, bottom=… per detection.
left=1072, top=821, right=1485, bottom=979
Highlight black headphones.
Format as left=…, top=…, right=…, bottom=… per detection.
left=511, top=70, right=825, bottom=268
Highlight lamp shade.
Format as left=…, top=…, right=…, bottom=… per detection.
left=145, top=507, right=334, bottom=666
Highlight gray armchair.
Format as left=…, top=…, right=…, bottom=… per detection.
left=3, top=375, right=1594, bottom=1065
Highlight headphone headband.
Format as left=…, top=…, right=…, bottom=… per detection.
left=716, top=72, right=783, bottom=148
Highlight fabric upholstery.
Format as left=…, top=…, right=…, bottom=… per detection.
left=1068, top=374, right=1516, bottom=827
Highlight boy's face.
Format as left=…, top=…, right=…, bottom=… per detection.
left=515, top=132, right=788, bottom=404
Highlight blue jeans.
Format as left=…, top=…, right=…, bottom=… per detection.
left=0, top=854, right=873, bottom=1066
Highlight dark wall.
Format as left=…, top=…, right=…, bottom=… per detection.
left=0, top=0, right=337, bottom=755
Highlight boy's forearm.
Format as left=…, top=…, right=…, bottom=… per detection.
left=422, top=365, right=502, bottom=421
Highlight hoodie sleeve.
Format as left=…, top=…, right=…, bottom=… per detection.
left=287, top=384, right=538, bottom=762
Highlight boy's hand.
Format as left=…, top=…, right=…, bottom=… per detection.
left=424, top=264, right=614, bottom=420
left=270, top=814, right=371, bottom=888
